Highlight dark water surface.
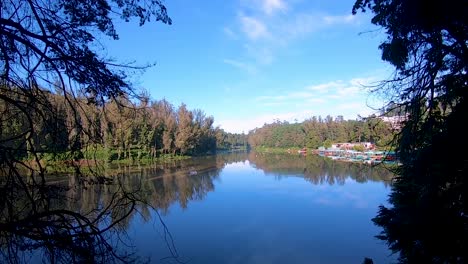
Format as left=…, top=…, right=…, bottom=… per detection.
left=29, top=152, right=396, bottom=263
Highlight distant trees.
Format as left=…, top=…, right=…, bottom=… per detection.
left=0, top=88, right=244, bottom=159
left=248, top=116, right=394, bottom=149
left=248, top=121, right=306, bottom=148
left=216, top=129, right=248, bottom=150
left=353, top=0, right=468, bottom=262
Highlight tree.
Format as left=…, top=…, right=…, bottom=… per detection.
left=353, top=0, right=468, bottom=262
left=1, top=0, right=171, bottom=165
left=1, top=0, right=172, bottom=262
left=175, top=103, right=194, bottom=155
left=192, top=109, right=216, bottom=155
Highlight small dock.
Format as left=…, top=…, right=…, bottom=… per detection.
left=314, top=148, right=398, bottom=165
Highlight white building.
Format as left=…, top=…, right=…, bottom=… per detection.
left=380, top=115, right=408, bottom=130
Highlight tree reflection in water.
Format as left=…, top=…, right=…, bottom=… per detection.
left=1, top=152, right=393, bottom=263
left=0, top=155, right=226, bottom=264
left=248, top=152, right=394, bottom=186
left=0, top=174, right=146, bottom=263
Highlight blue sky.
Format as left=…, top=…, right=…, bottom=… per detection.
left=102, top=0, right=392, bottom=133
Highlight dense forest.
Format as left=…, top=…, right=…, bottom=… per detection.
left=0, top=86, right=247, bottom=161
left=1, top=85, right=397, bottom=163
left=248, top=115, right=396, bottom=149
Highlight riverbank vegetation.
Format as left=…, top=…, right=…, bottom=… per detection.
left=1, top=87, right=247, bottom=166
left=248, top=115, right=396, bottom=151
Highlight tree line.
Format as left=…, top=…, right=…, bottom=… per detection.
left=247, top=115, right=395, bottom=150
left=0, top=86, right=246, bottom=161
left=1, top=83, right=397, bottom=165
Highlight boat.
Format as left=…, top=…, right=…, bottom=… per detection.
left=298, top=148, right=307, bottom=154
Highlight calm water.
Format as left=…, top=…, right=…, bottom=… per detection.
left=29, top=152, right=396, bottom=263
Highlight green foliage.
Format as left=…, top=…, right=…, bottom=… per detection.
left=248, top=121, right=306, bottom=148
left=0, top=88, right=245, bottom=163
left=252, top=146, right=302, bottom=154
left=216, top=130, right=248, bottom=150
left=323, top=139, right=332, bottom=149
left=248, top=116, right=395, bottom=149
left=352, top=145, right=365, bottom=152
left=354, top=0, right=468, bottom=262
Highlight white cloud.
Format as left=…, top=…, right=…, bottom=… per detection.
left=230, top=11, right=361, bottom=71
left=241, top=0, right=287, bottom=15
left=223, top=59, right=258, bottom=74
left=334, top=76, right=378, bottom=97
left=336, top=85, right=361, bottom=97
left=277, top=13, right=360, bottom=41
left=226, top=75, right=381, bottom=129
left=306, top=81, right=343, bottom=93
left=337, top=102, right=365, bottom=110
left=218, top=110, right=315, bottom=133
left=336, top=102, right=376, bottom=117
left=216, top=84, right=379, bottom=133
left=323, top=14, right=356, bottom=25
left=305, top=98, right=326, bottom=104
left=257, top=94, right=310, bottom=105
left=239, top=15, right=270, bottom=41
left=280, top=13, right=322, bottom=39
left=256, top=90, right=319, bottom=103
left=261, top=0, right=287, bottom=15
left=256, top=77, right=372, bottom=107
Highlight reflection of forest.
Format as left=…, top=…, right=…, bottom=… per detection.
left=42, top=151, right=393, bottom=224
left=0, top=154, right=251, bottom=263
left=65, top=158, right=213, bottom=222
left=2, top=152, right=395, bottom=262
left=55, top=151, right=396, bottom=224
left=61, top=153, right=250, bottom=223
left=62, top=152, right=393, bottom=223
left=248, top=152, right=394, bottom=186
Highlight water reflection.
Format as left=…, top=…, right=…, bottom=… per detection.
left=60, top=156, right=234, bottom=214
left=248, top=152, right=394, bottom=186
left=1, top=154, right=243, bottom=263
left=0, top=176, right=146, bottom=263
left=1, top=153, right=394, bottom=263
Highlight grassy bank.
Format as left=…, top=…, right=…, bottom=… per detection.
left=23, top=147, right=191, bottom=174
left=252, top=146, right=305, bottom=154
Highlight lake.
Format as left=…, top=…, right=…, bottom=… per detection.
left=19, top=152, right=396, bottom=263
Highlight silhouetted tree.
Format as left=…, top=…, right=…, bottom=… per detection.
left=353, top=0, right=468, bottom=262
left=0, top=0, right=172, bottom=263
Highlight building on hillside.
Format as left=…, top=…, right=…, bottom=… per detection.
left=379, top=114, right=408, bottom=130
